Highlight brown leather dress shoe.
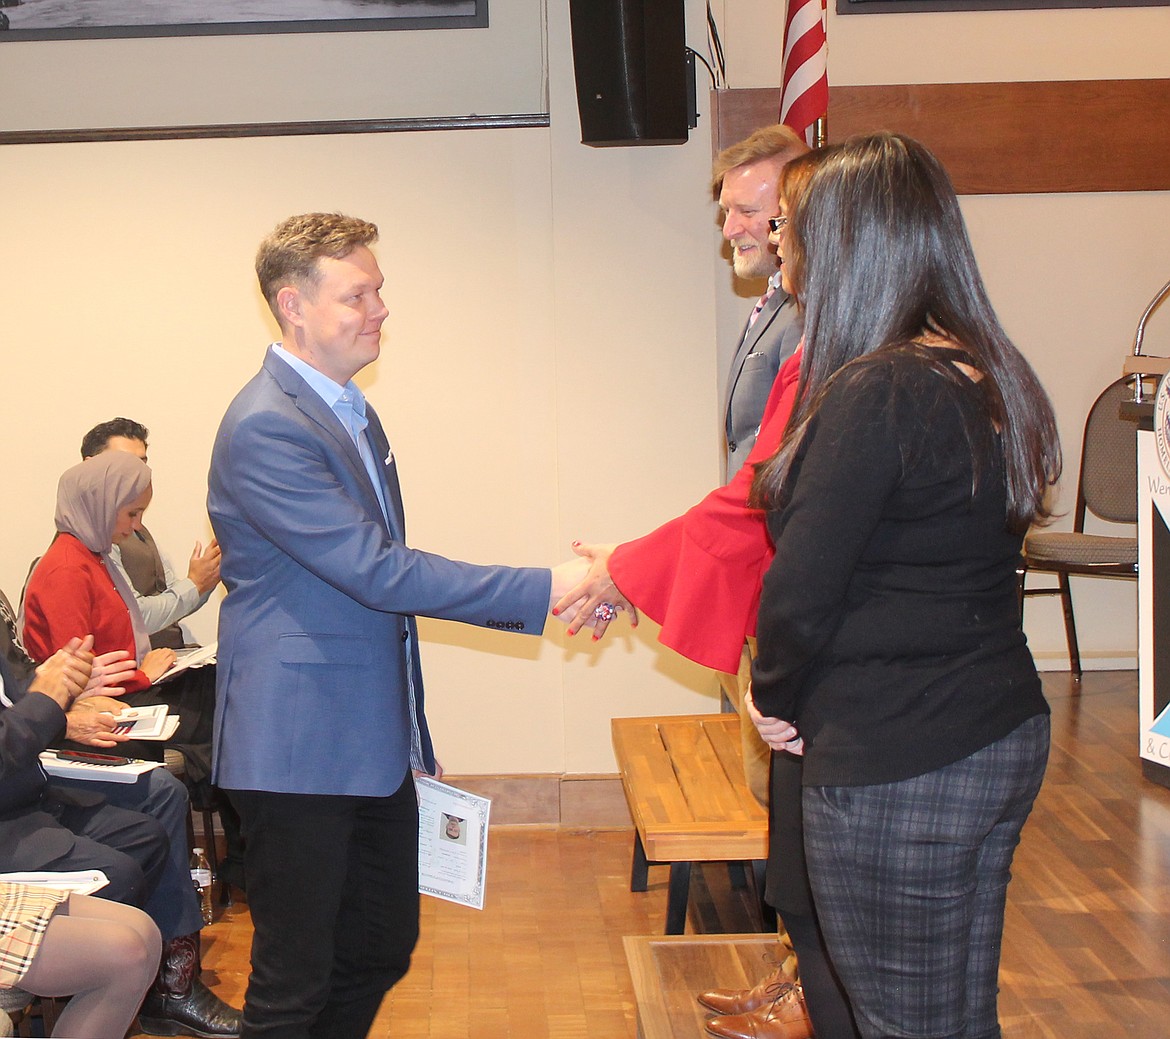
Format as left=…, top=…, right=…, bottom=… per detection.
left=704, top=982, right=812, bottom=1039
left=697, top=966, right=794, bottom=1016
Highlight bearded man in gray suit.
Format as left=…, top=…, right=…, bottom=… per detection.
left=713, top=125, right=808, bottom=803
left=716, top=125, right=808, bottom=483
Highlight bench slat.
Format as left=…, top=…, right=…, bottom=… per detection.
left=612, top=715, right=768, bottom=864
left=613, top=722, right=695, bottom=829
left=659, top=722, right=752, bottom=823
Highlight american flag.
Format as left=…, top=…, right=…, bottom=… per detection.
left=779, top=0, right=828, bottom=146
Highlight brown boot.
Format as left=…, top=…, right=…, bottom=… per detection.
left=698, top=965, right=795, bottom=1016
left=137, top=933, right=242, bottom=1038
left=704, top=981, right=812, bottom=1039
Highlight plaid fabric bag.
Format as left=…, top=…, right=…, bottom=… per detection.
left=0, top=884, right=69, bottom=988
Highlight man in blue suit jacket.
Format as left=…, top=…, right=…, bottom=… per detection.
left=208, top=213, right=577, bottom=1039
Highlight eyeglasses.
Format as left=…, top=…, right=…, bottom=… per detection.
left=767, top=216, right=788, bottom=234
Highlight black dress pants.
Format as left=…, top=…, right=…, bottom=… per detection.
left=766, top=751, right=860, bottom=1039
left=0, top=791, right=169, bottom=909
left=228, top=770, right=419, bottom=1039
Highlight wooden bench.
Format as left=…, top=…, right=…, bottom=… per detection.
left=611, top=714, right=770, bottom=934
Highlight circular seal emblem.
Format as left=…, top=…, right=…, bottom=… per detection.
left=1155, top=373, right=1170, bottom=481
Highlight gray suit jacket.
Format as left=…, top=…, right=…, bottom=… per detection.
left=722, top=289, right=801, bottom=480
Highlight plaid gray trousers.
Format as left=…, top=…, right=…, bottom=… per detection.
left=803, top=714, right=1050, bottom=1039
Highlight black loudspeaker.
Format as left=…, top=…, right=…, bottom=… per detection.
left=568, top=0, right=690, bottom=147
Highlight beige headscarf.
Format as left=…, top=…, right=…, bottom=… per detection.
left=49, top=452, right=153, bottom=662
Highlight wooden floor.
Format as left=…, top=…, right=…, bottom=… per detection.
left=149, top=670, right=1170, bottom=1039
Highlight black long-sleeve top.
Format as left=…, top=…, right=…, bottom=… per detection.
left=750, top=351, right=1048, bottom=787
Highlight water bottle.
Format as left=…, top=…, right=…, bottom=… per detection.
left=190, top=847, right=213, bottom=925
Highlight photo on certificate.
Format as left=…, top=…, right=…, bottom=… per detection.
left=416, top=776, right=491, bottom=910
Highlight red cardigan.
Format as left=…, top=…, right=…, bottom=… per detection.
left=609, top=350, right=801, bottom=674
left=22, top=533, right=151, bottom=693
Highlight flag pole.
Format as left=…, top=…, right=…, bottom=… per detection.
left=779, top=0, right=828, bottom=150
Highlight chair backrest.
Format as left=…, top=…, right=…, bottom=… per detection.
left=1077, top=377, right=1138, bottom=527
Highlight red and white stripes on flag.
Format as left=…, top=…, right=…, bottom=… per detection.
left=779, top=0, right=828, bottom=146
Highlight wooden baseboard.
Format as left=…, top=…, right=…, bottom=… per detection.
left=191, top=774, right=630, bottom=831
left=445, top=773, right=630, bottom=828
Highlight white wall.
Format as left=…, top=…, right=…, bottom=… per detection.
left=0, top=1, right=721, bottom=777
left=1, top=2, right=1165, bottom=776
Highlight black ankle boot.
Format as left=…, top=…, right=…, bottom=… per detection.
left=137, top=933, right=241, bottom=1038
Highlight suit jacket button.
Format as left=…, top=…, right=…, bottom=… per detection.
left=401, top=631, right=409, bottom=642
left=517, top=622, right=525, bottom=631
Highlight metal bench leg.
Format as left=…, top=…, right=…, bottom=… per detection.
left=665, top=862, right=691, bottom=935
left=631, top=831, right=649, bottom=893
left=727, top=861, right=748, bottom=890
left=751, top=859, right=778, bottom=932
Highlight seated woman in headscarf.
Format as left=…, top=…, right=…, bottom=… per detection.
left=21, top=452, right=216, bottom=786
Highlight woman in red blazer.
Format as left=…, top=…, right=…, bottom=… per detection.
left=22, top=452, right=216, bottom=784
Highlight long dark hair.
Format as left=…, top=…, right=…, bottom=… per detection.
left=750, top=132, right=1060, bottom=532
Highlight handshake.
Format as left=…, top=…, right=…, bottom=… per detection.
left=547, top=541, right=637, bottom=641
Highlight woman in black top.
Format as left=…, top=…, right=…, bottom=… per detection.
left=747, top=133, right=1061, bottom=1039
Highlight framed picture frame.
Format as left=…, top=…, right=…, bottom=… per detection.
left=0, top=0, right=487, bottom=42
left=836, top=0, right=1166, bottom=13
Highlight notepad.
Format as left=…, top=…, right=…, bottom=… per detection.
left=110, top=704, right=180, bottom=740
left=0, top=870, right=110, bottom=895
left=156, top=642, right=218, bottom=683
left=39, top=752, right=160, bottom=784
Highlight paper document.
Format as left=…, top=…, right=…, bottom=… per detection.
left=157, top=642, right=217, bottom=683
left=109, top=704, right=180, bottom=740
left=0, top=870, right=110, bottom=895
left=39, top=752, right=161, bottom=784
left=416, top=776, right=490, bottom=910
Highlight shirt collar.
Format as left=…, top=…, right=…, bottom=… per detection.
left=272, top=343, right=366, bottom=415
left=272, top=344, right=370, bottom=444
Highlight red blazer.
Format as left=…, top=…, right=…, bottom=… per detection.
left=22, top=533, right=151, bottom=693
left=609, top=350, right=801, bottom=674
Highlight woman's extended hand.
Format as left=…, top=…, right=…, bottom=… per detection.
left=745, top=688, right=803, bottom=755
left=140, top=647, right=178, bottom=684
left=552, top=542, right=639, bottom=639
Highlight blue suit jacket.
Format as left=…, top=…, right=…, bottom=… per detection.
left=207, top=348, right=551, bottom=796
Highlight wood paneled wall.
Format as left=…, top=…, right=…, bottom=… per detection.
left=712, top=80, right=1170, bottom=194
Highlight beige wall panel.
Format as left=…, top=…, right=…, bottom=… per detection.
left=0, top=2, right=546, bottom=132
